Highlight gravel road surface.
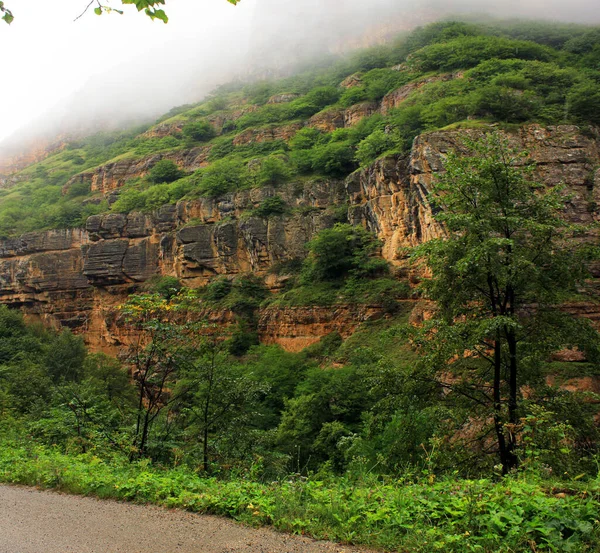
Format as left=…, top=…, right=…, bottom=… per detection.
left=0, top=484, right=366, bottom=553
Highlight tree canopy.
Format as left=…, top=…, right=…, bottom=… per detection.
left=410, top=132, right=600, bottom=474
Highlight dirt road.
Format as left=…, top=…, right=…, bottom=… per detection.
left=0, top=484, right=364, bottom=553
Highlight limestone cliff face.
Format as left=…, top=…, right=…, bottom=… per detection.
left=348, top=125, right=600, bottom=264
left=0, top=179, right=344, bottom=353
left=232, top=123, right=303, bottom=146
left=258, top=305, right=386, bottom=352
left=66, top=147, right=213, bottom=196
left=0, top=137, right=68, bottom=184
left=380, top=72, right=464, bottom=114
left=1, top=125, right=599, bottom=353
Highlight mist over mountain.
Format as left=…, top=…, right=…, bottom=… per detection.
left=1, top=0, right=599, bottom=168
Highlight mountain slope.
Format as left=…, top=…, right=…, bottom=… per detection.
left=0, top=19, right=598, bottom=355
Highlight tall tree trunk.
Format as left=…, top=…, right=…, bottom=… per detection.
left=493, top=338, right=510, bottom=475
left=131, top=374, right=146, bottom=461
left=506, top=328, right=519, bottom=472
left=139, top=411, right=151, bottom=459
left=504, top=284, right=519, bottom=472
left=203, top=423, right=209, bottom=473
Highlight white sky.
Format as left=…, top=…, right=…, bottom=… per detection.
left=0, top=0, right=258, bottom=143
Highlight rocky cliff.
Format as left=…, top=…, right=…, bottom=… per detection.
left=0, top=125, right=598, bottom=353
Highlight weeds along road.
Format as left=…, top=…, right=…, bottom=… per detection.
left=0, top=484, right=363, bottom=553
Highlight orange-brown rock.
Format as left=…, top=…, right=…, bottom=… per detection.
left=344, top=102, right=379, bottom=127
left=267, top=93, right=300, bottom=104
left=339, top=74, right=363, bottom=89
left=207, top=106, right=259, bottom=133
left=142, top=121, right=185, bottom=139
left=308, top=109, right=346, bottom=132
left=346, top=155, right=444, bottom=262
left=380, top=73, right=463, bottom=114
left=552, top=349, right=588, bottom=363
left=546, top=374, right=600, bottom=397
left=0, top=137, right=69, bottom=183
left=258, top=305, right=384, bottom=352
left=232, top=123, right=303, bottom=147
left=2, top=124, right=600, bottom=354
left=65, top=146, right=212, bottom=196
left=347, top=125, right=600, bottom=264
left=0, top=178, right=346, bottom=352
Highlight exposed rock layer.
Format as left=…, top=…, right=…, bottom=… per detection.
left=1, top=125, right=598, bottom=353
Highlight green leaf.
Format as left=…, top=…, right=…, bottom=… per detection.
left=152, top=8, right=168, bottom=23
left=94, top=7, right=102, bottom=15
left=144, top=7, right=168, bottom=22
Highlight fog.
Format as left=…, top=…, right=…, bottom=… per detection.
left=0, top=0, right=599, bottom=163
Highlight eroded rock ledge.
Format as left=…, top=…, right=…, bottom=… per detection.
left=0, top=125, right=597, bottom=353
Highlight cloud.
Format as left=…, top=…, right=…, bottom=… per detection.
left=0, top=0, right=598, bottom=159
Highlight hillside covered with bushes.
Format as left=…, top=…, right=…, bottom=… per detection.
left=0, top=19, right=599, bottom=236
left=0, top=18, right=600, bottom=553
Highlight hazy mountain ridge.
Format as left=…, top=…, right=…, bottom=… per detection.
left=0, top=19, right=598, bottom=356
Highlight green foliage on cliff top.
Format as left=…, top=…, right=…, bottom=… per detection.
left=1, top=18, right=600, bottom=235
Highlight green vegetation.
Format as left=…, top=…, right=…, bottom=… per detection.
left=301, top=223, right=388, bottom=282
left=3, top=19, right=600, bottom=236
left=182, top=120, right=216, bottom=142
left=411, top=133, right=600, bottom=474
left=407, top=36, right=554, bottom=72
left=148, top=159, right=184, bottom=183
left=1, top=439, right=599, bottom=553
left=251, top=195, right=287, bottom=217
left=268, top=223, right=409, bottom=308
left=1, top=19, right=600, bottom=552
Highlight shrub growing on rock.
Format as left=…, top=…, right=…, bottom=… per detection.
left=148, top=160, right=184, bottom=184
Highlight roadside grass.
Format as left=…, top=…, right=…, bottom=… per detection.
left=0, top=439, right=598, bottom=552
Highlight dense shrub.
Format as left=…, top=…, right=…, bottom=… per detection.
left=356, top=130, right=396, bottom=166
left=409, top=36, right=554, bottom=71
left=182, top=120, right=216, bottom=142
left=490, top=20, right=589, bottom=49
left=339, top=86, right=369, bottom=108
left=111, top=177, right=194, bottom=213
left=355, top=68, right=415, bottom=103
left=133, top=136, right=181, bottom=156
left=569, top=82, right=600, bottom=125
left=398, top=20, right=483, bottom=58
left=148, top=160, right=184, bottom=184
left=227, top=325, right=259, bottom=357
left=289, top=128, right=324, bottom=150
left=252, top=196, right=287, bottom=217
left=564, top=28, right=600, bottom=55
left=243, top=81, right=276, bottom=105
left=45, top=330, right=87, bottom=384
left=203, top=274, right=268, bottom=318
left=301, top=223, right=388, bottom=283
left=193, top=158, right=249, bottom=198
left=310, top=141, right=357, bottom=177
left=255, top=156, right=293, bottom=185
left=141, top=275, right=183, bottom=299
left=475, top=86, right=540, bottom=122
left=346, top=43, right=400, bottom=71
left=204, top=277, right=233, bottom=302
